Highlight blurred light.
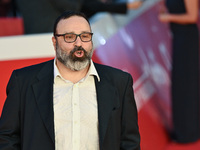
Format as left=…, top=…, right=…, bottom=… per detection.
left=100, top=38, right=106, bottom=45
left=120, top=29, right=134, bottom=50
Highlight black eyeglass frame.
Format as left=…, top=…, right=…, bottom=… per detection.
left=55, top=32, right=93, bottom=43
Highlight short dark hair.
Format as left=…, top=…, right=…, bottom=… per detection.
left=53, top=11, right=91, bottom=37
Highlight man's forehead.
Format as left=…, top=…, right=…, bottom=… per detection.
left=57, top=16, right=90, bottom=31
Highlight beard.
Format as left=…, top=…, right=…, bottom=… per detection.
left=56, top=43, right=93, bottom=71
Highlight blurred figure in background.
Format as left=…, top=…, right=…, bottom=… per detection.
left=81, top=0, right=142, bottom=18
left=0, top=0, right=16, bottom=17
left=15, top=0, right=143, bottom=34
left=158, top=0, right=200, bottom=143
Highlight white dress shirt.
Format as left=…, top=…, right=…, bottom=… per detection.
left=53, top=59, right=100, bottom=150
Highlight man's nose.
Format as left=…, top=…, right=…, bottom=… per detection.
left=74, top=36, right=82, bottom=46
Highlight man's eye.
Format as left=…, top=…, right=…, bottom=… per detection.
left=66, top=35, right=73, bottom=39
left=82, top=34, right=89, bottom=38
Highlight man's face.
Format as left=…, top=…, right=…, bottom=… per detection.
left=52, top=16, right=93, bottom=71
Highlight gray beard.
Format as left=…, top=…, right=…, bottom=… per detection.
left=56, top=44, right=93, bottom=71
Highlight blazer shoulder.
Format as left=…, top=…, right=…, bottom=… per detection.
left=9, top=59, right=54, bottom=85
left=14, top=59, right=53, bottom=76
left=94, top=63, right=130, bottom=75
left=94, top=62, right=132, bottom=82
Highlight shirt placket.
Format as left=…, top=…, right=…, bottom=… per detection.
left=72, top=83, right=80, bottom=150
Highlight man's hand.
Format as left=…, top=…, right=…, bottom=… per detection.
left=127, top=0, right=143, bottom=10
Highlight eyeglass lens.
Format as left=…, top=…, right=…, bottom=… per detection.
left=64, top=33, right=92, bottom=42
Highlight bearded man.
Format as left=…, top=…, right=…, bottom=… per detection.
left=0, top=11, right=140, bottom=150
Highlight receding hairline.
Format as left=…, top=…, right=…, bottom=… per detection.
left=53, top=11, right=91, bottom=37
left=55, top=16, right=92, bottom=34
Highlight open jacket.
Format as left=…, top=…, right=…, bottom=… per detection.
left=0, top=59, right=140, bottom=150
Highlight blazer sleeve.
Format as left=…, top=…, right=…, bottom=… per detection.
left=120, top=74, right=140, bottom=150
left=81, top=0, right=127, bottom=18
left=0, top=71, right=21, bottom=149
left=49, top=0, right=84, bottom=12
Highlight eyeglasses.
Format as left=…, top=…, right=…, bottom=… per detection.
left=55, top=32, right=93, bottom=43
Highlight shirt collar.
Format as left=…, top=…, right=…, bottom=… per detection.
left=54, top=58, right=100, bottom=82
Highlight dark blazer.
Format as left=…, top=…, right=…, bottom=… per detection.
left=0, top=59, right=140, bottom=150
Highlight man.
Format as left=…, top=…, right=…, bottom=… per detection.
left=0, top=11, right=140, bottom=150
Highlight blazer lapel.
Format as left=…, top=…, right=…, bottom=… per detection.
left=94, top=76, right=120, bottom=148
left=32, top=60, right=55, bottom=143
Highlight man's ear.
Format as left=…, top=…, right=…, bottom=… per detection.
left=52, top=36, right=57, bottom=50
